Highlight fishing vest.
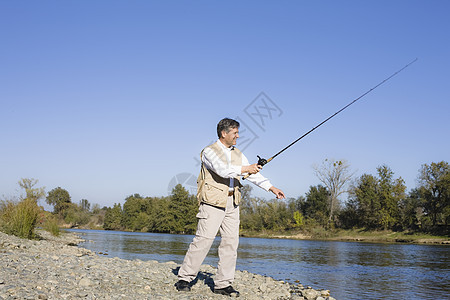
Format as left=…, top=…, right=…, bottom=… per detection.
left=197, top=142, right=243, bottom=208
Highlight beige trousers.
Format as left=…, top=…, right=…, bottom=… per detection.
left=178, top=196, right=240, bottom=289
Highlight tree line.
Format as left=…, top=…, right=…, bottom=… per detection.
left=9, top=160, right=446, bottom=237
left=240, top=161, right=448, bottom=234
left=99, top=160, right=449, bottom=235
left=103, top=184, right=198, bottom=233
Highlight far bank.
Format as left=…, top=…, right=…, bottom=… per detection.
left=68, top=221, right=450, bottom=245
left=239, top=228, right=450, bottom=245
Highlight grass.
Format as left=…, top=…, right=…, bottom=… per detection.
left=321, top=228, right=448, bottom=243
left=0, top=198, right=40, bottom=239
left=42, top=214, right=61, bottom=237
left=240, top=227, right=449, bottom=244
left=0, top=198, right=62, bottom=238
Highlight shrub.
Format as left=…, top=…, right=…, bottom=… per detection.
left=42, top=214, right=61, bottom=236
left=0, top=198, right=40, bottom=239
left=63, top=203, right=90, bottom=226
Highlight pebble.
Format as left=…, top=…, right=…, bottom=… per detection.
left=0, top=230, right=335, bottom=299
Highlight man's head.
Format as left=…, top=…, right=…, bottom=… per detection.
left=217, top=118, right=240, bottom=147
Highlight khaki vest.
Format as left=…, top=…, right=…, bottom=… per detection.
left=197, top=142, right=243, bottom=208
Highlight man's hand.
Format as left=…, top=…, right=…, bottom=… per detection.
left=269, top=186, right=286, bottom=199
left=241, top=163, right=262, bottom=175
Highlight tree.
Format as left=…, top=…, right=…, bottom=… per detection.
left=417, top=161, right=450, bottom=227
left=399, top=189, right=423, bottom=230
left=287, top=196, right=304, bottom=228
left=240, top=185, right=253, bottom=210
left=289, top=196, right=305, bottom=215
left=313, top=159, right=353, bottom=223
left=240, top=185, right=257, bottom=217
left=18, top=178, right=45, bottom=203
left=122, top=194, right=148, bottom=230
left=167, top=184, right=197, bottom=234
left=376, top=165, right=406, bottom=230
left=64, top=203, right=90, bottom=226
left=241, top=187, right=299, bottom=232
left=304, top=185, right=330, bottom=226
left=293, top=210, right=304, bottom=227
left=150, top=197, right=171, bottom=233
left=80, top=199, right=90, bottom=211
left=46, top=187, right=71, bottom=215
left=349, top=173, right=379, bottom=229
left=338, top=196, right=360, bottom=229
left=347, top=165, right=406, bottom=230
left=240, top=197, right=265, bottom=231
left=103, top=203, right=123, bottom=230
left=132, top=212, right=150, bottom=232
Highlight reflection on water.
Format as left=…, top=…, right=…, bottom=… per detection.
left=69, top=229, right=449, bottom=300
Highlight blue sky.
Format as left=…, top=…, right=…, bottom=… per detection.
left=1, top=1, right=449, bottom=208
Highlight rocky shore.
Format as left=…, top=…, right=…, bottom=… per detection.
left=0, top=230, right=335, bottom=300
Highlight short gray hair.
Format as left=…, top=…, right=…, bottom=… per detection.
left=217, top=118, right=240, bottom=138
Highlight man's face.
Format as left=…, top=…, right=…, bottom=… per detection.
left=221, top=127, right=239, bottom=147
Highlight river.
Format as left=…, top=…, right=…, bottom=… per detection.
left=68, top=229, right=449, bottom=300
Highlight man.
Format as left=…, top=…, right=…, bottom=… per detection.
left=176, top=118, right=285, bottom=297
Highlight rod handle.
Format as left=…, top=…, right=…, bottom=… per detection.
left=242, top=156, right=272, bottom=180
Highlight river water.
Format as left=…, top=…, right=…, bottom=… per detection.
left=68, top=229, right=449, bottom=300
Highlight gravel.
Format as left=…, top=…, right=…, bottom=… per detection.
left=0, top=230, right=335, bottom=300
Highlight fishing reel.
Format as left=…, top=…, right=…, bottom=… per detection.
left=257, top=155, right=268, bottom=167
left=243, top=155, right=269, bottom=180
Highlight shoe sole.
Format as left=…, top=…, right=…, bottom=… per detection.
left=214, top=290, right=239, bottom=297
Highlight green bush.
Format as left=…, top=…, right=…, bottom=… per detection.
left=63, top=203, right=90, bottom=226
left=0, top=198, right=40, bottom=239
left=42, top=214, right=61, bottom=236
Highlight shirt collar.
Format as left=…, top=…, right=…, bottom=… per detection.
left=217, top=139, right=234, bottom=151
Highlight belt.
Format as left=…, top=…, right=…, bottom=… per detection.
left=228, top=190, right=234, bottom=196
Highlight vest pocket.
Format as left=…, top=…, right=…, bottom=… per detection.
left=205, top=182, right=223, bottom=191
left=202, top=182, right=226, bottom=207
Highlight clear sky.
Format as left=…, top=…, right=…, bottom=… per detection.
left=1, top=0, right=449, bottom=209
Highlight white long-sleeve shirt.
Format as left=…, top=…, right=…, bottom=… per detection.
left=201, top=140, right=273, bottom=192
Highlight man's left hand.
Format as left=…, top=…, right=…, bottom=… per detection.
left=269, top=186, right=286, bottom=199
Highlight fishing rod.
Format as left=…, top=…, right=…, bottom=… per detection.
left=243, top=58, right=418, bottom=180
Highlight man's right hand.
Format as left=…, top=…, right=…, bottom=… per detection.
left=242, top=163, right=262, bottom=175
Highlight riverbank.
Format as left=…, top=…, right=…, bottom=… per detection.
left=241, top=228, right=450, bottom=245
left=0, top=230, right=335, bottom=300
left=72, top=220, right=449, bottom=245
